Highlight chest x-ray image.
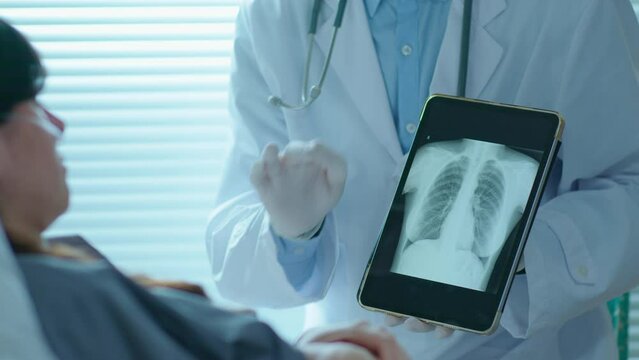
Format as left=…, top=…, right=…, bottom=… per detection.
left=391, top=139, right=540, bottom=292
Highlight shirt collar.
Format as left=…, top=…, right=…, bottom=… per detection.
left=365, top=0, right=450, bottom=18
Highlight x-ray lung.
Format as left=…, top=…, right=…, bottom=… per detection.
left=391, top=139, right=540, bottom=291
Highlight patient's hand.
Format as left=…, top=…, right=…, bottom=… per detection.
left=297, top=322, right=408, bottom=360
left=299, top=342, right=375, bottom=360
left=131, top=277, right=258, bottom=316
left=46, top=243, right=97, bottom=261
left=130, top=275, right=208, bottom=298
left=45, top=244, right=211, bottom=300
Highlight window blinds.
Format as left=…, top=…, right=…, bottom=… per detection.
left=1, top=0, right=238, bottom=289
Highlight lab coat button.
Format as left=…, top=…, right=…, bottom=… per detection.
left=401, top=45, right=413, bottom=56
left=577, top=265, right=589, bottom=278
left=406, top=123, right=417, bottom=134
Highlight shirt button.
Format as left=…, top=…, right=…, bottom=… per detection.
left=401, top=44, right=413, bottom=56
left=294, top=247, right=305, bottom=256
left=406, top=122, right=417, bottom=134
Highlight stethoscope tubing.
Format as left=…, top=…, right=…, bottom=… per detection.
left=458, top=0, right=473, bottom=97
left=267, top=0, right=347, bottom=110
left=269, top=0, right=472, bottom=110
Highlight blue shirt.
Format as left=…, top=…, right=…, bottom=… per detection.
left=368, top=0, right=451, bottom=153
left=275, top=0, right=451, bottom=289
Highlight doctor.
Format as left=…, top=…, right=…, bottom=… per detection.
left=207, top=0, right=639, bottom=358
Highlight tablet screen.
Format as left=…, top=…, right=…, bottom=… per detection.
left=390, top=138, right=543, bottom=292
left=358, top=95, right=563, bottom=333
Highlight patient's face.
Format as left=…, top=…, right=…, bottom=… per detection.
left=0, top=100, right=68, bottom=234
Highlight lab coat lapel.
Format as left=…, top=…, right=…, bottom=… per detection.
left=316, top=0, right=403, bottom=164
left=430, top=0, right=506, bottom=98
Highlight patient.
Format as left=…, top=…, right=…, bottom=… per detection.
left=0, top=19, right=408, bottom=360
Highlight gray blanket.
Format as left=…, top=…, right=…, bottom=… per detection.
left=17, top=255, right=305, bottom=360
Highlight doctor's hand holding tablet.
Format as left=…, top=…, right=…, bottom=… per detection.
left=249, top=94, right=563, bottom=341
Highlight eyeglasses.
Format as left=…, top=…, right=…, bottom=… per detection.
left=9, top=103, right=65, bottom=140
left=41, top=107, right=65, bottom=136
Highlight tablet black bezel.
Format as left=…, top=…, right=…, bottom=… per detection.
left=357, top=95, right=563, bottom=334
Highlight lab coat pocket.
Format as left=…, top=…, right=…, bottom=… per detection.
left=544, top=210, right=597, bottom=286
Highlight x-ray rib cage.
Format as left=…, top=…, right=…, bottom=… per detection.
left=392, top=139, right=539, bottom=291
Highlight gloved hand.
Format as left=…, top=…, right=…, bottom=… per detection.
left=384, top=315, right=455, bottom=338
left=250, top=140, right=347, bottom=239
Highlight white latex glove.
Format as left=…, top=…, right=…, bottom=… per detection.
left=250, top=140, right=347, bottom=239
left=384, top=315, right=455, bottom=338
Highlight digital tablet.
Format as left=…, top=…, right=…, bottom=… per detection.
left=357, top=95, right=564, bottom=335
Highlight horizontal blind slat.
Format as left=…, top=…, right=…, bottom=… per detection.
left=32, top=40, right=232, bottom=58
left=40, top=91, right=228, bottom=110
left=60, top=143, right=230, bottom=162
left=18, top=23, right=235, bottom=41
left=41, top=57, right=230, bottom=76
left=51, top=108, right=230, bottom=123
left=67, top=178, right=221, bottom=194
left=70, top=193, right=216, bottom=210
left=45, top=74, right=229, bottom=93
left=2, top=7, right=239, bottom=25
left=1, top=0, right=237, bottom=7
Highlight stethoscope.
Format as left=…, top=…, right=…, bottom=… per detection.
left=268, top=0, right=473, bottom=110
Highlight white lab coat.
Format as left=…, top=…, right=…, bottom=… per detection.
left=207, top=0, right=639, bottom=358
